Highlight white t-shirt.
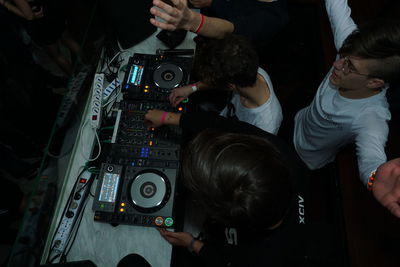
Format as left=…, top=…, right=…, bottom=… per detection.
left=220, top=68, right=283, bottom=134
left=293, top=0, right=391, bottom=185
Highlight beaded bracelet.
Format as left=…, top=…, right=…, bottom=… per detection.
left=367, top=171, right=376, bottom=191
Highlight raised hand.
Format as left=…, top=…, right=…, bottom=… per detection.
left=150, top=0, right=200, bottom=32
left=373, top=158, right=400, bottom=218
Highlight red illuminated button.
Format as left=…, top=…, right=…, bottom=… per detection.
left=154, top=216, right=164, bottom=226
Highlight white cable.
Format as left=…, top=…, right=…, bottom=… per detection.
left=79, top=120, right=102, bottom=162
left=101, top=50, right=132, bottom=73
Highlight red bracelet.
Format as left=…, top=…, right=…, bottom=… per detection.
left=160, top=111, right=168, bottom=124
left=195, top=14, right=205, bottom=34
left=367, top=171, right=376, bottom=191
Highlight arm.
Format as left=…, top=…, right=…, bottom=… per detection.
left=157, top=228, right=236, bottom=267
left=144, top=109, right=181, bottom=128
left=150, top=0, right=233, bottom=39
left=3, top=0, right=43, bottom=20
left=169, top=81, right=210, bottom=107
left=1, top=0, right=26, bottom=18
left=324, top=0, right=357, bottom=51
left=157, top=229, right=204, bottom=254
left=354, top=111, right=389, bottom=186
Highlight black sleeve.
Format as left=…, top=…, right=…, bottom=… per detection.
left=197, top=242, right=239, bottom=267
left=180, top=111, right=275, bottom=137
left=180, top=111, right=310, bottom=216
left=180, top=111, right=292, bottom=155
left=210, top=0, right=289, bottom=42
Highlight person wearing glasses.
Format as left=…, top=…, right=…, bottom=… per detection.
left=294, top=0, right=400, bottom=217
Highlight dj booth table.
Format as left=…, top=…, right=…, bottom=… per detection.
left=40, top=28, right=197, bottom=267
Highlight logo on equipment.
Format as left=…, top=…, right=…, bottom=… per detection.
left=298, top=195, right=305, bottom=224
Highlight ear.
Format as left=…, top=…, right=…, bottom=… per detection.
left=367, top=78, right=385, bottom=89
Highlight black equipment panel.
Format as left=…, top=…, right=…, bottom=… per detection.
left=92, top=53, right=193, bottom=228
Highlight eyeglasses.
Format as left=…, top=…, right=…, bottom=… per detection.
left=341, top=56, right=370, bottom=76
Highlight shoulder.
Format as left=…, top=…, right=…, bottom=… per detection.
left=353, top=105, right=391, bottom=131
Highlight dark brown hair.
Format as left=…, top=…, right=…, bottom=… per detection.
left=182, top=130, right=292, bottom=230
left=194, top=34, right=259, bottom=89
left=339, top=19, right=400, bottom=83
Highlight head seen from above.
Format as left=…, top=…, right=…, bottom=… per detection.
left=182, top=130, right=293, bottom=231
left=194, top=34, right=259, bottom=90
left=330, top=19, right=400, bottom=92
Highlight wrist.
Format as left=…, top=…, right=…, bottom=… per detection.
left=367, top=171, right=376, bottom=191
left=188, top=11, right=202, bottom=33
left=190, top=83, right=198, bottom=92
left=187, top=237, right=204, bottom=255
left=160, top=111, right=168, bottom=125
left=161, top=112, right=181, bottom=126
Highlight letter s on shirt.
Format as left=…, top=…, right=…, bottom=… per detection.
left=225, top=227, right=238, bottom=245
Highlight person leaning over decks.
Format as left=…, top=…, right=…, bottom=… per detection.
left=144, top=110, right=341, bottom=267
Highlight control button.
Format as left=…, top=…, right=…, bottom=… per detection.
left=66, top=211, right=74, bottom=218
left=74, top=192, right=81, bottom=200
left=154, top=216, right=164, bottom=226
left=164, top=217, right=174, bottom=227
left=107, top=165, right=114, bottom=172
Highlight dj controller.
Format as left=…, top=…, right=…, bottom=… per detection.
left=92, top=52, right=193, bottom=228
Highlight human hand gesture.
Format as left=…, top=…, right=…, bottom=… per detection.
left=189, top=0, right=212, bottom=8
left=169, top=84, right=194, bottom=107
left=372, top=158, right=400, bottom=218
left=150, top=0, right=200, bottom=32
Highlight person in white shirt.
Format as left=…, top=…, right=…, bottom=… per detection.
left=150, top=0, right=283, bottom=134
left=169, top=34, right=282, bottom=134
left=294, top=0, right=400, bottom=217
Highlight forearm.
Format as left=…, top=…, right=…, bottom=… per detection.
left=163, top=112, right=182, bottom=126
left=194, top=81, right=211, bottom=91
left=355, top=122, right=389, bottom=186
left=196, top=15, right=234, bottom=39
left=1, top=0, right=26, bottom=18
left=186, top=10, right=233, bottom=39
left=324, top=0, right=357, bottom=50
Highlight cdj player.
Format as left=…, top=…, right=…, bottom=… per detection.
left=92, top=53, right=193, bottom=228
left=121, top=53, right=193, bottom=101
